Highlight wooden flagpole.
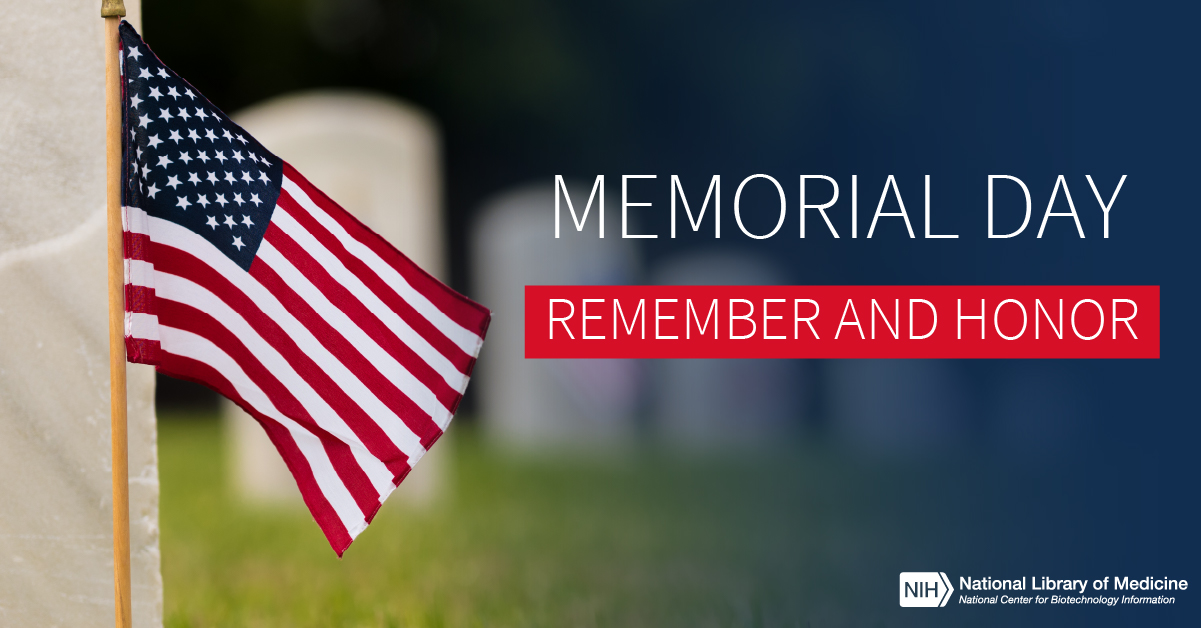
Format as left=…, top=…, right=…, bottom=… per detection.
left=102, top=0, right=132, bottom=627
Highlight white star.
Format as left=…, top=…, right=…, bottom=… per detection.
left=187, top=129, right=201, bottom=142
left=233, top=151, right=244, bottom=164
left=233, top=193, right=244, bottom=206
left=138, top=68, right=151, bottom=80
left=159, top=108, right=173, bottom=122
left=204, top=129, right=218, bottom=141
left=137, top=114, right=152, bottom=129
left=156, top=67, right=169, bottom=79
left=195, top=108, right=208, bottom=120
left=156, top=155, right=173, bottom=169
left=236, top=134, right=247, bottom=145
left=232, top=236, right=245, bottom=251
left=206, top=215, right=218, bottom=229
left=206, top=171, right=218, bottom=184
left=224, top=215, right=236, bottom=228
left=185, top=89, right=196, bottom=100
left=197, top=194, right=210, bottom=208
left=248, top=152, right=258, bottom=164
left=258, top=171, right=271, bottom=185
left=187, top=172, right=200, bottom=184
left=166, top=175, right=181, bottom=189
left=222, top=129, right=233, bottom=142
left=136, top=146, right=144, bottom=160
left=260, top=157, right=271, bottom=167
left=250, top=193, right=262, bottom=207
left=241, top=171, right=252, bottom=183
left=215, top=151, right=227, bottom=164
left=130, top=94, right=143, bottom=109
left=127, top=46, right=142, bottom=60
left=197, top=151, right=209, bottom=163
left=176, top=196, right=191, bottom=210
left=224, top=171, right=236, bottom=184
left=167, top=86, right=180, bottom=100
left=146, top=183, right=160, bottom=198
left=177, top=108, right=191, bottom=121
left=168, top=130, right=182, bottom=143
left=215, top=193, right=228, bottom=207
left=241, top=215, right=255, bottom=227
left=178, top=151, right=192, bottom=164
left=130, top=127, right=135, bottom=139
left=148, top=86, right=161, bottom=100
left=147, top=134, right=163, bottom=148
left=140, top=163, right=150, bottom=179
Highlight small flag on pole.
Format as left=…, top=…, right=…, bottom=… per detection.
left=117, top=22, right=490, bottom=555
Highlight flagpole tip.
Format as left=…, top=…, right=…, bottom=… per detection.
left=101, top=0, right=126, bottom=18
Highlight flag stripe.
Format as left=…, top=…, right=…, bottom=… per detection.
left=274, top=193, right=477, bottom=379
left=281, top=172, right=488, bottom=352
left=157, top=297, right=388, bottom=517
left=264, top=220, right=462, bottom=411
left=253, top=237, right=446, bottom=447
left=157, top=325, right=368, bottom=541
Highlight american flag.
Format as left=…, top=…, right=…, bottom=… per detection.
left=117, top=22, right=490, bottom=555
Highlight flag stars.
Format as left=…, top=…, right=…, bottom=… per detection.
left=187, top=172, right=201, bottom=184
left=232, top=236, right=245, bottom=251
left=188, top=129, right=201, bottom=142
left=127, top=46, right=142, bottom=60
left=176, top=196, right=191, bottom=210
left=206, top=215, right=218, bottom=229
left=168, top=130, right=183, bottom=143
left=215, top=151, right=227, bottom=164
left=147, top=134, right=163, bottom=149
left=159, top=108, right=173, bottom=122
left=197, top=150, right=209, bottom=163
left=197, top=194, right=210, bottom=208
left=139, top=68, right=152, bottom=80
left=215, top=193, right=228, bottom=207
left=148, top=86, right=161, bottom=100
left=146, top=183, right=160, bottom=198
left=224, top=171, right=236, bottom=184
left=204, top=128, right=218, bottom=142
left=130, top=94, right=143, bottom=109
left=177, top=107, right=191, bottom=121
left=240, top=171, right=252, bottom=184
left=233, top=151, right=244, bottom=164
left=236, top=134, right=247, bottom=145
left=233, top=193, right=244, bottom=206
left=167, top=86, right=180, bottom=100
left=250, top=193, right=262, bottom=207
left=206, top=171, right=219, bottom=184
left=156, top=67, right=169, bottom=79
left=222, top=129, right=234, bottom=142
left=178, top=151, right=192, bottom=164
left=242, top=215, right=254, bottom=228
left=224, top=215, right=236, bottom=228
left=156, top=155, right=173, bottom=169
left=137, top=114, right=152, bottom=129
left=258, top=171, right=271, bottom=185
left=195, top=108, right=208, bottom=121
left=185, top=89, right=196, bottom=100
left=166, top=175, right=181, bottom=189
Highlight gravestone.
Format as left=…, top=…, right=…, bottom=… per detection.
left=226, top=91, right=448, bottom=506
left=0, top=2, right=163, bottom=626
left=472, top=182, right=643, bottom=449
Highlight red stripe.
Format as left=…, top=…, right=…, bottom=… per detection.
left=276, top=191, right=477, bottom=376
left=282, top=163, right=490, bottom=335
left=126, top=284, right=155, bottom=315
left=149, top=240, right=412, bottom=481
left=153, top=352, right=354, bottom=555
left=250, top=236, right=444, bottom=450
left=124, top=231, right=150, bottom=261
left=157, top=298, right=385, bottom=519
left=125, top=337, right=160, bottom=365
left=264, top=221, right=461, bottom=416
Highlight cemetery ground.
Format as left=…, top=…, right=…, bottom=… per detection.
left=158, top=412, right=977, bottom=627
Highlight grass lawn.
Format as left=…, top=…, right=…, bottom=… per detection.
left=159, top=414, right=911, bottom=627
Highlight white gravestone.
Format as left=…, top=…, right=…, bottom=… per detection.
left=650, top=253, right=806, bottom=449
left=472, top=182, right=643, bottom=450
left=0, top=2, right=163, bottom=626
left=226, top=91, right=448, bottom=506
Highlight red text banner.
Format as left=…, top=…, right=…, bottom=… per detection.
left=525, top=285, right=1160, bottom=359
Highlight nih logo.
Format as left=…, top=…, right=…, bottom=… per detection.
left=899, top=572, right=954, bottom=607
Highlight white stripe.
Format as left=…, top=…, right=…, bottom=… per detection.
left=158, top=325, right=367, bottom=538
left=126, top=312, right=160, bottom=341
left=281, top=177, right=483, bottom=356
left=136, top=209, right=427, bottom=477
left=273, top=208, right=470, bottom=390
left=123, top=206, right=150, bottom=236
left=125, top=259, right=155, bottom=288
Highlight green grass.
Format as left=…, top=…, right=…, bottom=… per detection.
left=159, top=414, right=912, bottom=627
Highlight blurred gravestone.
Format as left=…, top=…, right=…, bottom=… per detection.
left=472, top=182, right=643, bottom=449
left=0, top=2, right=162, bottom=626
left=650, top=253, right=806, bottom=448
left=225, top=92, right=447, bottom=506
